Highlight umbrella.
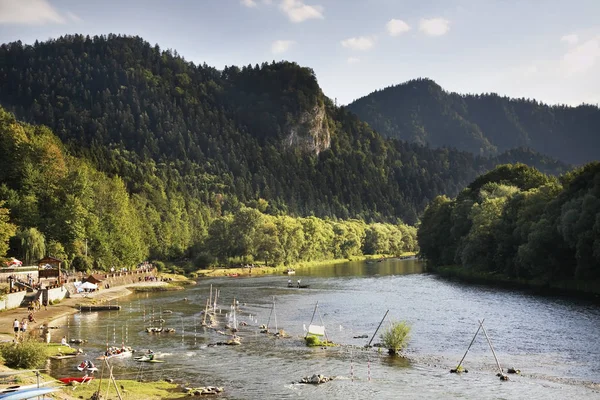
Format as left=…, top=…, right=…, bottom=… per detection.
left=79, top=281, right=98, bottom=290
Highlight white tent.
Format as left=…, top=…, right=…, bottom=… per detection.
left=79, top=281, right=98, bottom=290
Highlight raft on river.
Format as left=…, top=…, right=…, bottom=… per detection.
left=78, top=304, right=121, bottom=311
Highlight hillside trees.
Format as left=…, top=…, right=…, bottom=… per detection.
left=418, top=163, right=600, bottom=284
left=0, top=35, right=567, bottom=226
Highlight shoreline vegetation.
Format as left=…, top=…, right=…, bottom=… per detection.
left=418, top=163, right=600, bottom=302
left=430, top=264, right=600, bottom=301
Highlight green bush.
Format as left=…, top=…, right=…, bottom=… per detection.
left=71, top=255, right=92, bottom=272
left=1, top=339, right=48, bottom=369
left=305, top=335, right=321, bottom=346
left=380, top=320, right=411, bottom=355
left=153, top=260, right=165, bottom=272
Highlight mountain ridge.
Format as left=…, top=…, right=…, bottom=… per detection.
left=346, top=77, right=599, bottom=165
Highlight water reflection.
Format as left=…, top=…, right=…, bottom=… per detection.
left=297, top=258, right=423, bottom=277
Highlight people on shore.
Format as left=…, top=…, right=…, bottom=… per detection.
left=20, top=318, right=27, bottom=337
left=61, top=335, right=71, bottom=347
left=27, top=312, right=36, bottom=323
left=13, top=318, right=19, bottom=339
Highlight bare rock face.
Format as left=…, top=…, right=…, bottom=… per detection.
left=284, top=103, right=330, bottom=155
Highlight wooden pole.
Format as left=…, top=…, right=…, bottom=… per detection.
left=202, top=298, right=209, bottom=325
left=366, top=310, right=389, bottom=348
left=266, top=296, right=275, bottom=332
left=479, top=320, right=504, bottom=376
left=317, top=306, right=329, bottom=342
left=273, top=297, right=278, bottom=331
left=454, top=319, right=484, bottom=371
left=109, top=361, right=123, bottom=400
left=305, top=302, right=318, bottom=339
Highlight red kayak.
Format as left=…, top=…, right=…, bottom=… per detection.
left=59, top=376, right=94, bottom=384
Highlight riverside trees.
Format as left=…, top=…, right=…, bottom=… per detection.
left=418, top=163, right=600, bottom=285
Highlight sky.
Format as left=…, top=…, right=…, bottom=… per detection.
left=0, top=0, right=599, bottom=106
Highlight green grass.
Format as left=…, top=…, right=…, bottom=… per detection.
left=45, top=343, right=80, bottom=357
left=63, top=378, right=189, bottom=399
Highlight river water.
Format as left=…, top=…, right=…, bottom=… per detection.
left=48, top=259, right=600, bottom=399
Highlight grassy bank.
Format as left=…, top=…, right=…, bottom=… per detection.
left=194, top=253, right=415, bottom=278
left=432, top=265, right=600, bottom=300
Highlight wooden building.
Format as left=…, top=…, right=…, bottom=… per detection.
left=37, top=256, right=63, bottom=284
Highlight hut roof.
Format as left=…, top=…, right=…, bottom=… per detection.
left=37, top=256, right=63, bottom=265
left=85, top=274, right=105, bottom=284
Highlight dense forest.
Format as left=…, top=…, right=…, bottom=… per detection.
left=0, top=106, right=417, bottom=270
left=0, top=35, right=567, bottom=224
left=347, top=78, right=600, bottom=165
left=418, top=163, right=600, bottom=286
left=0, top=34, right=572, bottom=271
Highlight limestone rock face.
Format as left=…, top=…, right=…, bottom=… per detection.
left=284, top=103, right=330, bottom=155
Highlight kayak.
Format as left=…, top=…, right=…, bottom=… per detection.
left=134, top=356, right=164, bottom=363
left=58, top=377, right=94, bottom=384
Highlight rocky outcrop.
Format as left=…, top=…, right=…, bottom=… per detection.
left=185, top=386, right=224, bottom=396
left=284, top=103, right=330, bottom=155
left=297, top=374, right=334, bottom=384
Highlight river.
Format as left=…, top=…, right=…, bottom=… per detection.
left=48, top=259, right=600, bottom=399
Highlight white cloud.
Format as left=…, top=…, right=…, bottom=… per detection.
left=271, top=40, right=295, bottom=54
left=560, top=33, right=579, bottom=45
left=347, top=57, right=360, bottom=64
left=280, top=0, right=324, bottom=23
left=419, top=18, right=450, bottom=36
left=66, top=11, right=82, bottom=23
left=241, top=0, right=258, bottom=7
left=386, top=19, right=411, bottom=36
left=561, top=37, right=600, bottom=76
left=0, top=0, right=66, bottom=25
left=341, top=36, right=376, bottom=51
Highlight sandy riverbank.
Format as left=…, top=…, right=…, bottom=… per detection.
left=0, top=281, right=169, bottom=343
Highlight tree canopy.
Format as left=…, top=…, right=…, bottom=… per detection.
left=418, top=163, right=600, bottom=283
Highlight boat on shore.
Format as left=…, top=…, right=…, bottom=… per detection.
left=286, top=269, right=296, bottom=275
left=59, top=376, right=94, bottom=384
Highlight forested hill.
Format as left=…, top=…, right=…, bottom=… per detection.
left=346, top=78, right=600, bottom=165
left=418, top=163, right=600, bottom=286
left=0, top=34, right=565, bottom=227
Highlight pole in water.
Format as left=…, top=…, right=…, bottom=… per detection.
left=479, top=320, right=507, bottom=380
left=451, top=319, right=485, bottom=373
left=366, top=310, right=389, bottom=348
left=305, top=302, right=319, bottom=339
left=350, top=348, right=354, bottom=382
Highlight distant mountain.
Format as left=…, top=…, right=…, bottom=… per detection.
left=0, top=35, right=568, bottom=229
left=346, top=78, right=600, bottom=165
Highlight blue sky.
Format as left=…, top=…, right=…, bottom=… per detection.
left=0, top=0, right=599, bottom=106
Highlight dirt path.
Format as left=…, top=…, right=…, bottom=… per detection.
left=0, top=281, right=168, bottom=343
